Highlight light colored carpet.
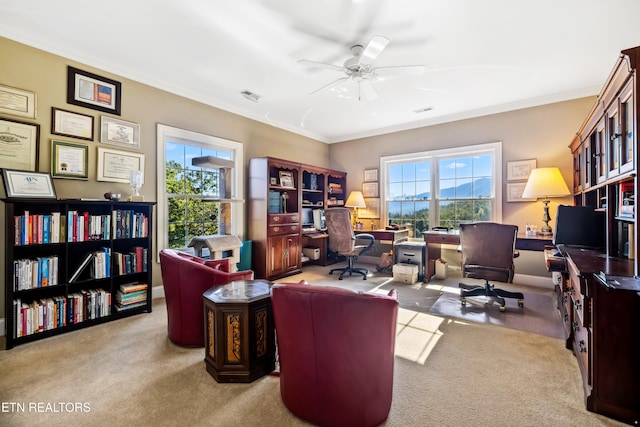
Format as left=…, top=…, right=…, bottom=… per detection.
left=0, top=263, right=624, bottom=426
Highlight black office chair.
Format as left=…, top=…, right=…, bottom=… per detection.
left=458, top=222, right=524, bottom=312
left=324, top=207, right=375, bottom=280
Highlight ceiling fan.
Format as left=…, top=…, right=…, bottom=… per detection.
left=298, top=35, right=425, bottom=101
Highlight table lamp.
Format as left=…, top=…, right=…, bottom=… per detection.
left=345, top=190, right=366, bottom=227
left=521, top=167, right=571, bottom=236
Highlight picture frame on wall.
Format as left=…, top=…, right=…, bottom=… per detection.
left=97, top=147, right=145, bottom=183
left=362, top=182, right=379, bottom=197
left=2, top=169, right=56, bottom=199
left=506, top=182, right=536, bottom=202
left=100, top=116, right=140, bottom=149
left=0, top=84, right=37, bottom=119
left=51, top=107, right=94, bottom=141
left=67, top=66, right=122, bottom=115
left=51, top=139, right=89, bottom=180
left=364, top=168, right=378, bottom=182
left=507, top=159, right=536, bottom=181
left=0, top=118, right=40, bottom=171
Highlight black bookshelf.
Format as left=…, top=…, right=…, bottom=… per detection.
left=3, top=199, right=155, bottom=349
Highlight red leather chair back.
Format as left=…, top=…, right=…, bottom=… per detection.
left=159, top=249, right=253, bottom=347
left=272, top=282, right=398, bottom=427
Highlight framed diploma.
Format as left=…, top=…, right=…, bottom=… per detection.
left=51, top=107, right=95, bottom=141
left=0, top=118, right=40, bottom=171
left=2, top=169, right=57, bottom=199
left=97, top=147, right=145, bottom=183
left=100, top=116, right=140, bottom=149
left=0, top=84, right=37, bottom=119
left=51, top=140, right=89, bottom=180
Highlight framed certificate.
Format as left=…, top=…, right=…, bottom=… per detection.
left=2, top=169, right=56, bottom=199
left=51, top=140, right=89, bottom=180
left=97, top=147, right=145, bottom=183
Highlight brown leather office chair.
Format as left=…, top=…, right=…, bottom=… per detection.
left=324, top=207, right=375, bottom=280
left=458, top=222, right=524, bottom=312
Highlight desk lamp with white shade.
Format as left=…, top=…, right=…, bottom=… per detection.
left=345, top=190, right=366, bottom=228
left=521, top=167, right=571, bottom=236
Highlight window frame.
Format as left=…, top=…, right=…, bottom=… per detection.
left=156, top=124, right=244, bottom=254
left=379, top=142, right=502, bottom=231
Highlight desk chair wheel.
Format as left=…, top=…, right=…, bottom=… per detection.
left=460, top=297, right=467, bottom=306
left=518, top=299, right=524, bottom=308
left=499, top=305, right=506, bottom=312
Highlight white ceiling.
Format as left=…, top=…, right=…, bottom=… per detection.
left=2, top=0, right=640, bottom=143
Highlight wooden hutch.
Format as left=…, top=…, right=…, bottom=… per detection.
left=562, top=45, right=640, bottom=424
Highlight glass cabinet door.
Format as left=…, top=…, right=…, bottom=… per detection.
left=619, top=82, right=634, bottom=174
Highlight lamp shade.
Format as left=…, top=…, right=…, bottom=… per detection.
left=521, top=167, right=571, bottom=199
left=345, top=191, right=366, bottom=208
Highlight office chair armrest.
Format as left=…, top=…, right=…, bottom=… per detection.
left=354, top=233, right=375, bottom=255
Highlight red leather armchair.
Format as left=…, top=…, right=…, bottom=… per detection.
left=159, top=249, right=254, bottom=347
left=272, top=282, right=398, bottom=427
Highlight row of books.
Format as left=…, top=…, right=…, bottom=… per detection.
left=115, top=282, right=148, bottom=311
left=13, top=289, right=112, bottom=338
left=13, top=256, right=59, bottom=291
left=113, top=210, right=149, bottom=239
left=328, top=182, right=344, bottom=194
left=67, top=211, right=112, bottom=242
left=113, top=247, right=148, bottom=275
left=13, top=209, right=149, bottom=246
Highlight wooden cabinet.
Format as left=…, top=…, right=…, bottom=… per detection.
left=562, top=44, right=640, bottom=424
left=2, top=199, right=154, bottom=349
left=558, top=247, right=639, bottom=425
left=248, top=157, right=346, bottom=280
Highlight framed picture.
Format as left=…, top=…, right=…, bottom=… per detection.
left=100, top=116, right=140, bottom=149
left=0, top=84, right=37, bottom=119
left=359, top=198, right=380, bottom=219
left=97, top=147, right=145, bottom=183
left=51, top=107, right=94, bottom=141
left=279, top=171, right=295, bottom=188
left=364, top=168, right=378, bottom=182
left=507, top=182, right=536, bottom=202
left=362, top=182, right=379, bottom=197
left=0, top=118, right=40, bottom=171
left=2, top=169, right=56, bottom=199
left=51, top=140, right=89, bottom=180
left=507, top=159, right=536, bottom=181
left=67, top=66, right=121, bottom=115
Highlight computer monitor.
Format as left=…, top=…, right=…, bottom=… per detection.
left=553, top=205, right=605, bottom=249
left=301, top=208, right=315, bottom=229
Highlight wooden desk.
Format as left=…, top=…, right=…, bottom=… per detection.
left=354, top=228, right=410, bottom=243
left=422, top=230, right=553, bottom=281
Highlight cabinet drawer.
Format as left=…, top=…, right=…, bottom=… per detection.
left=269, top=213, right=299, bottom=225
left=268, top=224, right=299, bottom=236
left=573, top=322, right=591, bottom=386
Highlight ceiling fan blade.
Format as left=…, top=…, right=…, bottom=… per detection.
left=309, top=76, right=351, bottom=96
left=358, top=35, right=389, bottom=66
left=372, top=65, right=426, bottom=77
left=358, top=78, right=378, bottom=101
left=297, top=59, right=345, bottom=73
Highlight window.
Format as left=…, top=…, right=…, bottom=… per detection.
left=156, top=125, right=244, bottom=252
left=381, top=142, right=502, bottom=237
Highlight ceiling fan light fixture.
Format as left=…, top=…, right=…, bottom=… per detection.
left=240, top=90, right=261, bottom=103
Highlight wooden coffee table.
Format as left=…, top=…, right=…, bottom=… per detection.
left=203, top=280, right=275, bottom=383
